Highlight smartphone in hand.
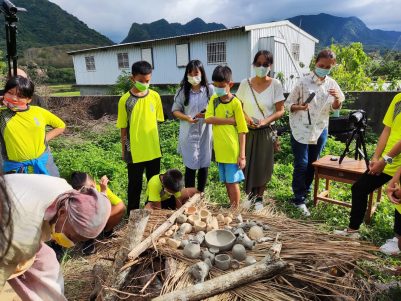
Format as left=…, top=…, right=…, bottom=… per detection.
left=304, top=92, right=316, bottom=104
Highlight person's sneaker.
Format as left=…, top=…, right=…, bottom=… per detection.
left=379, top=237, right=400, bottom=256
left=253, top=197, right=264, bottom=211
left=295, top=203, right=310, bottom=217
left=82, top=239, right=96, bottom=256
left=333, top=228, right=360, bottom=239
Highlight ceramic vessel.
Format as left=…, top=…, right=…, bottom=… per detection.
left=248, top=226, right=264, bottom=240
left=165, top=230, right=174, bottom=237
left=224, top=217, right=233, bottom=226
left=170, top=224, right=179, bottom=231
left=189, top=261, right=210, bottom=283
left=216, top=213, right=225, bottom=222
left=230, top=259, right=240, bottom=269
left=236, top=214, right=243, bottom=223
left=201, top=249, right=215, bottom=264
left=176, top=214, right=187, bottom=224
left=214, top=254, right=231, bottom=270
left=187, top=214, right=201, bottom=225
left=180, top=239, right=189, bottom=249
left=199, top=209, right=211, bottom=221
left=166, top=238, right=181, bottom=249
left=194, top=231, right=206, bottom=245
left=179, top=223, right=193, bottom=234
left=232, top=244, right=246, bottom=261
left=194, top=220, right=207, bottom=232
left=208, top=247, right=220, bottom=254
left=158, top=238, right=166, bottom=245
left=206, top=216, right=219, bottom=232
left=236, top=233, right=255, bottom=250
left=185, top=206, right=197, bottom=215
left=205, top=229, right=236, bottom=251
left=183, top=241, right=201, bottom=259
left=244, top=256, right=257, bottom=266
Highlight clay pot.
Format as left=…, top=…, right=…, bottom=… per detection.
left=248, top=226, right=264, bottom=240
left=180, top=239, right=189, bottom=249
left=165, top=230, right=174, bottom=237
left=189, top=261, right=210, bottom=283
left=185, top=206, right=197, bottom=215
left=245, top=256, right=257, bottom=266
left=236, top=214, right=243, bottom=223
left=170, top=224, right=179, bottom=231
left=183, top=241, right=201, bottom=259
left=176, top=214, right=187, bottom=224
left=208, top=247, right=220, bottom=254
left=199, top=209, right=211, bottom=221
left=166, top=238, right=181, bottom=249
left=158, top=238, right=166, bottom=245
left=230, top=259, right=240, bottom=269
left=231, top=244, right=246, bottom=261
left=187, top=214, right=201, bottom=225
left=216, top=214, right=225, bottom=222
left=206, top=216, right=219, bottom=232
left=194, top=220, right=207, bottom=232
left=201, top=249, right=215, bottom=264
left=236, top=234, right=255, bottom=250
left=224, top=217, right=233, bottom=226
left=214, top=254, right=231, bottom=271
left=179, top=223, right=193, bottom=234
left=204, top=229, right=236, bottom=251
left=194, top=231, right=206, bottom=245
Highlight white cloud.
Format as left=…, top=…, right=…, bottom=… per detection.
left=48, top=0, right=401, bottom=43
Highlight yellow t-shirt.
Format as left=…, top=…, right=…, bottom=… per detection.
left=383, top=93, right=401, bottom=177
left=116, top=90, right=164, bottom=163
left=95, top=184, right=123, bottom=206
left=146, top=174, right=181, bottom=202
left=0, top=106, right=65, bottom=161
left=205, top=95, right=248, bottom=163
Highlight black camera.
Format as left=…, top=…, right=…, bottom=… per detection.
left=349, top=110, right=367, bottom=128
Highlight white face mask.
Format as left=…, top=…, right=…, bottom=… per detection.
left=187, top=75, right=202, bottom=86
left=254, top=66, right=270, bottom=78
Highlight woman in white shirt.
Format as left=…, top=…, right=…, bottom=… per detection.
left=236, top=50, right=285, bottom=208
left=285, top=49, right=344, bottom=216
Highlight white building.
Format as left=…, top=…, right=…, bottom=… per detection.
left=68, top=20, right=318, bottom=95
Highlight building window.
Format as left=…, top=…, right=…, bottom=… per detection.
left=117, top=53, right=129, bottom=69
left=207, top=42, right=226, bottom=64
left=85, top=56, right=95, bottom=71
left=141, top=48, right=153, bottom=68
left=176, top=43, right=189, bottom=67
left=291, top=43, right=300, bottom=62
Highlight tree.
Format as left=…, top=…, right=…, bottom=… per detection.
left=329, top=43, right=373, bottom=91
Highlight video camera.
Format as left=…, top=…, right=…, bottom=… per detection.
left=349, top=109, right=367, bottom=129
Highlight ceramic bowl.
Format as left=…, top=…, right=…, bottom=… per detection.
left=204, top=229, right=236, bottom=251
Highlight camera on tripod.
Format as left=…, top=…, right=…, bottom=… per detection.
left=349, top=110, right=367, bottom=129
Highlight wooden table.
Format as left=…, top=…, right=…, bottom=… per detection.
left=312, top=155, right=382, bottom=224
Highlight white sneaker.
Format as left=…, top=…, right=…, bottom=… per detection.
left=379, top=237, right=400, bottom=256
left=333, top=228, right=360, bottom=239
left=254, top=201, right=264, bottom=211
left=295, top=203, right=310, bottom=217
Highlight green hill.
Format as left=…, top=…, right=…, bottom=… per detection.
left=122, top=18, right=226, bottom=43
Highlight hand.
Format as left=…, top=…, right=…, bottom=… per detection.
left=186, top=115, right=198, bottom=124
left=99, top=175, right=109, bottom=193
left=245, top=115, right=255, bottom=127
left=194, top=112, right=205, bottom=119
left=227, top=117, right=237, bottom=125
left=292, top=103, right=308, bottom=111
left=237, top=157, right=246, bottom=169
left=368, top=158, right=386, bottom=175
left=328, top=88, right=340, bottom=100
left=387, top=182, right=401, bottom=204
left=257, top=118, right=269, bottom=127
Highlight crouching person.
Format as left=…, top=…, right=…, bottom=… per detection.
left=1, top=174, right=111, bottom=301
left=145, top=169, right=198, bottom=210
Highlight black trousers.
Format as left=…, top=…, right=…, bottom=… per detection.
left=350, top=171, right=401, bottom=235
left=127, top=157, right=160, bottom=212
left=185, top=166, right=209, bottom=192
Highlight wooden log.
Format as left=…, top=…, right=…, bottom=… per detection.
left=103, top=209, right=151, bottom=301
left=89, top=264, right=107, bottom=301
left=121, top=193, right=201, bottom=272
left=152, top=256, right=291, bottom=301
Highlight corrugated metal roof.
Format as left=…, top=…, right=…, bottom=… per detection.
left=67, top=26, right=245, bottom=55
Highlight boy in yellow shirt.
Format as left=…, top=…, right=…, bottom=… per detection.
left=144, top=169, right=197, bottom=210
left=116, top=61, right=164, bottom=212
left=205, top=65, right=248, bottom=208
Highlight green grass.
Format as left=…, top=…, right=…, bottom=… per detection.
left=50, top=120, right=401, bottom=286
left=49, top=84, right=80, bottom=96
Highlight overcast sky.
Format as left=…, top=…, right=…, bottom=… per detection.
left=49, top=0, right=401, bottom=43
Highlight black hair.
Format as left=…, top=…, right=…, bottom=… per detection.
left=0, top=174, right=13, bottom=260
left=177, top=60, right=210, bottom=106
left=252, top=50, right=274, bottom=66
left=211, top=65, right=232, bottom=83
left=70, top=171, right=92, bottom=190
left=131, top=61, right=152, bottom=76
left=162, top=169, right=184, bottom=193
left=316, top=49, right=336, bottom=63
left=4, top=76, right=35, bottom=98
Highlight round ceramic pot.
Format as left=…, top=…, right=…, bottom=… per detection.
left=185, top=206, right=197, bottom=215
left=204, top=229, right=236, bottom=251
left=188, top=214, right=201, bottom=225
left=176, top=214, right=188, bottom=224
left=179, top=223, right=193, bottom=234
left=248, top=226, right=264, bottom=240
left=245, top=256, right=257, bottom=266
left=201, top=249, right=215, bottom=264
left=183, top=241, right=201, bottom=259
left=215, top=254, right=231, bottom=271
left=194, top=220, right=207, bottom=232
left=232, top=244, right=246, bottom=261
left=199, top=209, right=211, bottom=221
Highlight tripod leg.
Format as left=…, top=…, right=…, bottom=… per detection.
left=360, top=131, right=370, bottom=170
left=339, top=129, right=357, bottom=164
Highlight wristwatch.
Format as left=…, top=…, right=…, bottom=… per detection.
left=383, top=155, right=393, bottom=164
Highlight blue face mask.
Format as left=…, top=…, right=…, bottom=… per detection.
left=314, top=67, right=331, bottom=78
left=214, top=87, right=227, bottom=97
